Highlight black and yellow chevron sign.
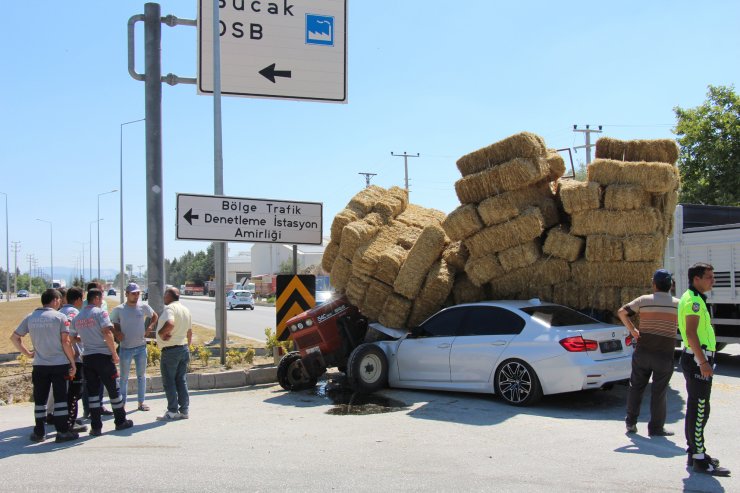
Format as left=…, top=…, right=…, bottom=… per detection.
left=276, top=275, right=316, bottom=341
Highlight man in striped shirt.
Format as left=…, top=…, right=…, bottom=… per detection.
left=618, top=269, right=679, bottom=436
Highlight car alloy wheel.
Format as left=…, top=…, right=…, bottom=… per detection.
left=495, top=359, right=542, bottom=406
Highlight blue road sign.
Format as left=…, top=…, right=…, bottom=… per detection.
left=306, top=14, right=334, bottom=46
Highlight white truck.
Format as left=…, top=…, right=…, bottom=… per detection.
left=664, top=204, right=740, bottom=350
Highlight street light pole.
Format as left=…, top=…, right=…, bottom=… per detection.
left=74, top=240, right=87, bottom=285
left=120, top=118, right=145, bottom=303
left=97, top=189, right=117, bottom=281
left=0, top=192, right=8, bottom=301
left=90, top=219, right=102, bottom=282
left=35, top=219, right=53, bottom=285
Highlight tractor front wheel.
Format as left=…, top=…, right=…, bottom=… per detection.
left=277, top=352, right=317, bottom=391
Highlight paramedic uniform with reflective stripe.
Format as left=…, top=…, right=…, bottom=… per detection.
left=60, top=304, right=83, bottom=430
left=74, top=305, right=127, bottom=431
left=678, top=287, right=717, bottom=457
left=14, top=308, right=72, bottom=436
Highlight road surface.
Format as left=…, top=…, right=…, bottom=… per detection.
left=178, top=297, right=276, bottom=342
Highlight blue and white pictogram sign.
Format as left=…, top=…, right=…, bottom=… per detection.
left=306, top=14, right=334, bottom=46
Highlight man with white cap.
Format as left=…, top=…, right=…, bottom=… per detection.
left=110, top=282, right=158, bottom=411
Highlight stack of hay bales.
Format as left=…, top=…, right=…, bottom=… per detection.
left=442, top=132, right=566, bottom=302
left=322, top=185, right=456, bottom=329
left=551, top=137, right=680, bottom=314
left=321, top=134, right=680, bottom=328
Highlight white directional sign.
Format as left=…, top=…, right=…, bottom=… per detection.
left=198, top=0, right=347, bottom=102
left=176, top=193, right=323, bottom=245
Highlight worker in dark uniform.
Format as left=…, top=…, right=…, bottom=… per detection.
left=74, top=288, right=133, bottom=436
left=678, top=262, right=730, bottom=476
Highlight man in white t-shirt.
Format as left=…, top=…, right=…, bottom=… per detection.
left=156, top=287, right=192, bottom=421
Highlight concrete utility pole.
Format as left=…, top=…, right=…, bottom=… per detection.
left=573, top=125, right=603, bottom=165
left=12, top=241, right=20, bottom=295
left=390, top=152, right=420, bottom=194
left=358, top=172, right=377, bottom=188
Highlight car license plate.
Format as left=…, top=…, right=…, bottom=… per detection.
left=599, top=340, right=622, bottom=353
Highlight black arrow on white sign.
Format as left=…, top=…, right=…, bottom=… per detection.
left=183, top=208, right=199, bottom=225
left=259, top=63, right=292, bottom=83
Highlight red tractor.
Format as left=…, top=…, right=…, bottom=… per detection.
left=277, top=294, right=378, bottom=391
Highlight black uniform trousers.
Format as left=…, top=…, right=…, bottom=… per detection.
left=82, top=353, right=126, bottom=430
left=66, top=361, right=84, bottom=430
left=31, top=364, right=70, bottom=436
left=625, top=346, right=674, bottom=433
left=681, top=351, right=714, bottom=456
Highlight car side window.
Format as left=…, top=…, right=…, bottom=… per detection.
left=458, top=306, right=526, bottom=336
left=418, top=307, right=466, bottom=337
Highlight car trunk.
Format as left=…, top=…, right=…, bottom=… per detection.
left=560, top=323, right=631, bottom=361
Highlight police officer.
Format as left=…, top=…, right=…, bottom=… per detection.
left=678, top=262, right=730, bottom=476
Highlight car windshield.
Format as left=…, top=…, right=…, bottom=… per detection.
left=233, top=291, right=250, bottom=296
left=519, top=305, right=599, bottom=327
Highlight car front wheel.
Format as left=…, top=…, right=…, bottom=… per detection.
left=347, top=344, right=388, bottom=394
left=494, top=359, right=542, bottom=406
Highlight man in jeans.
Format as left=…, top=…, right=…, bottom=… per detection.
left=110, top=283, right=158, bottom=411
left=156, top=287, right=192, bottom=421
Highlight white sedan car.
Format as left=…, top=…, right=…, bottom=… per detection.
left=347, top=300, right=634, bottom=406
left=226, top=290, right=255, bottom=310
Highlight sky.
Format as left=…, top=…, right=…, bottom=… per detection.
left=1, top=1, right=738, bottom=283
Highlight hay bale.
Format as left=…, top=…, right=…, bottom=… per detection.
left=396, top=204, right=446, bottom=228
left=330, top=208, right=361, bottom=242
left=570, top=208, right=660, bottom=236
left=321, top=240, right=340, bottom=272
left=351, top=224, right=404, bottom=278
left=373, top=186, right=409, bottom=218
left=595, top=137, right=679, bottom=164
left=538, top=197, right=561, bottom=228
left=442, top=204, right=484, bottom=241
left=345, top=275, right=370, bottom=307
left=455, top=157, right=551, bottom=204
left=652, top=191, right=679, bottom=236
left=338, top=213, right=386, bottom=259
left=361, top=279, right=394, bottom=321
left=587, top=159, right=680, bottom=193
left=546, top=150, right=566, bottom=181
left=552, top=283, right=582, bottom=309
left=517, top=285, right=553, bottom=303
left=603, top=184, right=650, bottom=210
left=623, top=234, right=665, bottom=262
left=620, top=287, right=650, bottom=307
left=498, top=241, right=541, bottom=272
left=378, top=294, right=412, bottom=329
left=477, top=196, right=519, bottom=226
left=452, top=274, right=487, bottom=304
left=329, top=255, right=352, bottom=291
left=465, top=253, right=504, bottom=287
left=408, top=261, right=455, bottom=326
left=393, top=224, right=447, bottom=299
left=570, top=260, right=659, bottom=287
left=465, top=207, right=544, bottom=258
left=395, top=225, right=423, bottom=250
left=442, top=241, right=469, bottom=273
left=585, top=235, right=624, bottom=262
left=489, top=259, right=570, bottom=298
left=579, top=287, right=621, bottom=312
left=375, top=245, right=408, bottom=285
left=542, top=225, right=584, bottom=262
left=347, top=185, right=387, bottom=214
left=557, top=180, right=601, bottom=214
left=456, top=132, right=547, bottom=176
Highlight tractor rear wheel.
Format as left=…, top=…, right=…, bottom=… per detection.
left=277, top=352, right=317, bottom=391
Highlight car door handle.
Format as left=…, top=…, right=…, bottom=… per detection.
left=437, top=343, right=451, bottom=349
left=490, top=341, right=507, bottom=346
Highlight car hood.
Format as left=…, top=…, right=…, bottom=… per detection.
left=368, top=322, right=408, bottom=340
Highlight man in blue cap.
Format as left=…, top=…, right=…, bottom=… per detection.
left=617, top=269, right=679, bottom=436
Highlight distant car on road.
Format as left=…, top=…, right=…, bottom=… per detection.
left=226, top=290, right=255, bottom=310
left=17, top=289, right=29, bottom=298
left=108, top=288, right=116, bottom=296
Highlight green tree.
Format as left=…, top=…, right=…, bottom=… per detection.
left=674, top=85, right=740, bottom=206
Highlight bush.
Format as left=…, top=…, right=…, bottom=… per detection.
left=264, top=328, right=291, bottom=357
left=147, top=342, right=161, bottom=367
left=17, top=353, right=30, bottom=372
left=195, top=344, right=211, bottom=366
left=243, top=347, right=255, bottom=365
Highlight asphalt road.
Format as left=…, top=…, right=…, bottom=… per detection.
left=1, top=348, right=738, bottom=491
left=178, top=297, right=276, bottom=342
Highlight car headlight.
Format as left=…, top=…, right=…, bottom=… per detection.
left=297, top=322, right=304, bottom=330
left=305, top=319, right=313, bottom=327
left=290, top=324, right=298, bottom=332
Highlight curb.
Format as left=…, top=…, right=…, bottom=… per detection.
left=126, top=365, right=278, bottom=393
